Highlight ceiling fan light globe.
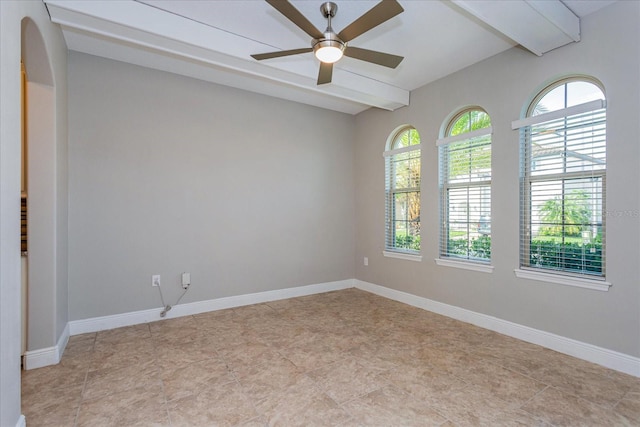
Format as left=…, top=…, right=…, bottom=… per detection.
left=313, top=39, right=345, bottom=63
left=315, top=46, right=343, bottom=63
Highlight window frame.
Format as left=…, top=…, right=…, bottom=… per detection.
left=383, top=126, right=422, bottom=260
left=514, top=77, right=610, bottom=291
left=437, top=108, right=493, bottom=271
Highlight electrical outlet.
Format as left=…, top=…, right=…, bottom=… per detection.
left=152, top=274, right=161, bottom=287
left=364, top=257, right=369, bottom=266
left=181, top=272, right=190, bottom=289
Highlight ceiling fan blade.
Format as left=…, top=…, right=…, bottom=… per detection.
left=266, top=0, right=324, bottom=40
left=317, top=62, right=333, bottom=85
left=251, top=47, right=313, bottom=61
left=337, top=0, right=404, bottom=42
left=343, top=46, right=403, bottom=68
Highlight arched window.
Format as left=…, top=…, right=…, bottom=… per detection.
left=513, top=77, right=607, bottom=284
left=384, top=126, right=421, bottom=257
left=438, top=108, right=492, bottom=266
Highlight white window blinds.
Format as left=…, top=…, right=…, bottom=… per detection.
left=514, top=99, right=606, bottom=278
left=438, top=127, right=492, bottom=262
left=384, top=139, right=421, bottom=253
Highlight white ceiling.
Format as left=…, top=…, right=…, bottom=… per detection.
left=44, top=0, right=616, bottom=114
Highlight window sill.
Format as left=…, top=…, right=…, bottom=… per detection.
left=435, top=258, right=494, bottom=273
left=514, top=269, right=611, bottom=292
left=383, top=251, right=422, bottom=262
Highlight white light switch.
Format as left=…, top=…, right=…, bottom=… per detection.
left=364, top=257, right=369, bottom=266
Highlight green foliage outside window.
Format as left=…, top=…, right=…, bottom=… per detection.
left=447, top=236, right=602, bottom=274
left=395, top=234, right=421, bottom=251
left=530, top=240, right=603, bottom=274
left=539, top=190, right=592, bottom=237
left=447, top=235, right=491, bottom=260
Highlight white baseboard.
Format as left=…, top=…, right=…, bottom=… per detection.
left=15, top=415, right=25, bottom=427
left=43, top=277, right=638, bottom=378
left=355, top=280, right=640, bottom=378
left=23, top=346, right=58, bottom=370
left=23, top=322, right=69, bottom=370
left=69, top=279, right=354, bottom=335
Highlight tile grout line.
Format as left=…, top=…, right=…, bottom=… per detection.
left=151, top=321, right=173, bottom=427
left=73, top=332, right=96, bottom=427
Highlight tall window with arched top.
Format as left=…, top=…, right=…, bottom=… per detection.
left=513, top=77, right=606, bottom=280
left=438, top=108, right=492, bottom=264
left=384, top=126, right=421, bottom=255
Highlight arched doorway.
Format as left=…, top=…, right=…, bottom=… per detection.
left=21, top=17, right=57, bottom=367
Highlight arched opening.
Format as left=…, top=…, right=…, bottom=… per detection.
left=438, top=107, right=492, bottom=263
left=518, top=76, right=606, bottom=279
left=384, top=125, right=421, bottom=255
left=21, top=17, right=57, bottom=366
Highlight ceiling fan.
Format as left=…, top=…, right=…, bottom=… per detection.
left=251, top=0, right=405, bottom=85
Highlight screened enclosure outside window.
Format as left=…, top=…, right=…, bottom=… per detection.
left=514, top=78, right=606, bottom=279
left=438, top=109, right=492, bottom=262
left=384, top=127, right=421, bottom=253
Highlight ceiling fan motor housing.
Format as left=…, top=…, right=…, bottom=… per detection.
left=312, top=36, right=345, bottom=55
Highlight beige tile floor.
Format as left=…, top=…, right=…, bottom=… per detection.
left=22, top=288, right=640, bottom=426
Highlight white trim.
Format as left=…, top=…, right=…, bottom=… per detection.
left=53, top=277, right=635, bottom=377
left=58, top=322, right=70, bottom=357
left=354, top=280, right=639, bottom=377
left=382, top=143, right=421, bottom=158
left=382, top=251, right=422, bottom=262
left=435, top=258, right=494, bottom=273
left=436, top=126, right=492, bottom=146
left=511, top=99, right=605, bottom=129
left=24, top=347, right=58, bottom=370
left=15, top=415, right=26, bottom=427
left=527, top=0, right=581, bottom=42
left=23, top=323, right=69, bottom=370
left=450, top=0, right=579, bottom=56
left=514, top=269, right=611, bottom=291
left=69, top=279, right=354, bottom=335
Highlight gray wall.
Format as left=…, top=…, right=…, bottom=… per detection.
left=354, top=0, right=640, bottom=357
left=0, top=1, right=68, bottom=425
left=68, top=52, right=355, bottom=320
